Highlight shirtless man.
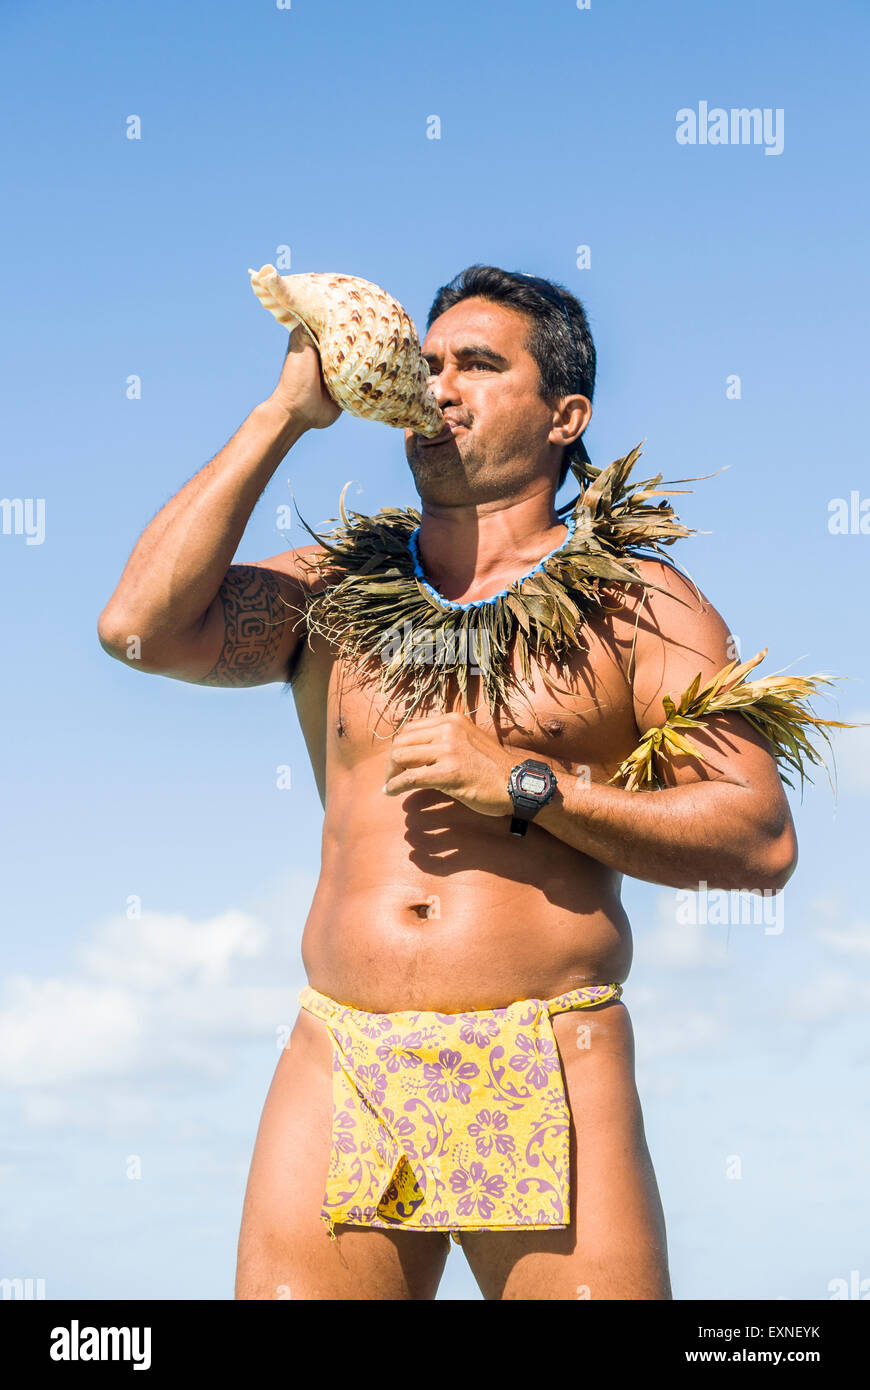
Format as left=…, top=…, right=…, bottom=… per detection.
left=97, top=266, right=798, bottom=1301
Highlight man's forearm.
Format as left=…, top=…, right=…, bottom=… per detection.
left=534, top=776, right=794, bottom=893
left=98, top=399, right=304, bottom=648
left=383, top=712, right=794, bottom=894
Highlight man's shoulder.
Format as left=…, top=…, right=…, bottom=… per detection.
left=602, top=555, right=706, bottom=611
left=599, top=555, right=734, bottom=678
left=253, top=542, right=334, bottom=598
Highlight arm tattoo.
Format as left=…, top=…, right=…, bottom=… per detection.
left=201, top=564, right=292, bottom=686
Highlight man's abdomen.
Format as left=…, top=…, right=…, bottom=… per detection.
left=300, top=785, right=632, bottom=1013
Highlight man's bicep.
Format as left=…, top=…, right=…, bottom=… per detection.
left=626, top=561, right=734, bottom=727
left=192, top=560, right=300, bottom=687
left=166, top=547, right=317, bottom=688
left=623, top=560, right=784, bottom=795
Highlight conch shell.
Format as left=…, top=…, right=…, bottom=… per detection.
left=248, top=266, right=445, bottom=437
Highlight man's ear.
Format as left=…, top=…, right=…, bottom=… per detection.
left=548, top=394, right=592, bottom=449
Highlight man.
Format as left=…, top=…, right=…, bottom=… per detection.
left=98, top=265, right=798, bottom=1300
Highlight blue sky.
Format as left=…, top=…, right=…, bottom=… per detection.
left=1, top=0, right=868, bottom=1300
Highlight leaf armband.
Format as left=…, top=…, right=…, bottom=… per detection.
left=610, top=649, right=861, bottom=793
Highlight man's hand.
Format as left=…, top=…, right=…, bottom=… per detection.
left=383, top=712, right=517, bottom=818
left=268, top=324, right=341, bottom=431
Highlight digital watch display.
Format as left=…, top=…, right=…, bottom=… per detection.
left=507, top=759, right=558, bottom=836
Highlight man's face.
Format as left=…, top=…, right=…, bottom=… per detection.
left=404, top=297, right=566, bottom=505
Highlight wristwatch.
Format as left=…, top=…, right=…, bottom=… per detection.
left=507, top=759, right=558, bottom=836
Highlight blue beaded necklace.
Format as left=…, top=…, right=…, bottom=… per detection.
left=407, top=514, right=577, bottom=611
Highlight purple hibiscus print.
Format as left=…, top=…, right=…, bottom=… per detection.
left=375, top=1032, right=423, bottom=1073
left=423, top=1049, right=480, bottom=1105
left=346, top=1205, right=372, bottom=1222
left=508, top=1032, right=561, bottom=1089
left=467, top=1109, right=515, bottom=1158
left=458, top=1014, right=501, bottom=1048
left=357, top=1062, right=388, bottom=1107
left=353, top=1013, right=394, bottom=1041
left=449, top=1162, right=508, bottom=1219
left=380, top=1106, right=419, bottom=1158
left=420, top=1209, right=449, bottom=1228
left=333, top=1110, right=357, bottom=1155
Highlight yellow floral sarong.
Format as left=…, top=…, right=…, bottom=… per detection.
left=298, top=982, right=623, bottom=1242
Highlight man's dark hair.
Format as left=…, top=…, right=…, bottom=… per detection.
left=426, top=265, right=596, bottom=498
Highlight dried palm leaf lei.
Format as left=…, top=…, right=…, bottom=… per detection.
left=294, top=442, right=857, bottom=791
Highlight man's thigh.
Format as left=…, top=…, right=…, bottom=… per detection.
left=234, top=1005, right=450, bottom=1300
left=457, top=1001, right=672, bottom=1301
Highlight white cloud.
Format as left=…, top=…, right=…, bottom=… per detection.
left=782, top=969, right=870, bottom=1022
left=18, top=1087, right=157, bottom=1131
left=0, top=874, right=316, bottom=1092
left=0, top=977, right=145, bottom=1087
left=77, top=910, right=264, bottom=990
left=817, top=919, right=870, bottom=958
left=633, top=1007, right=724, bottom=1061
left=622, top=981, right=726, bottom=1064
left=635, top=890, right=734, bottom=970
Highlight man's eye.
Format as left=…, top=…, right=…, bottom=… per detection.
left=424, top=360, right=492, bottom=373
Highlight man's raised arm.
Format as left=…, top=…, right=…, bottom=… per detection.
left=97, top=327, right=339, bottom=686
left=534, top=559, right=799, bottom=892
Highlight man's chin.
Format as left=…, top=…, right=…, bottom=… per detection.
left=406, top=436, right=465, bottom=470
left=413, top=433, right=461, bottom=452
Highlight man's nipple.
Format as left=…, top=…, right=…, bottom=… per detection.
left=541, top=716, right=566, bottom=738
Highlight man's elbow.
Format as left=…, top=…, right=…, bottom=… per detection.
left=97, top=609, right=125, bottom=659
left=759, top=824, right=799, bottom=893
left=97, top=607, right=155, bottom=667
left=97, top=605, right=141, bottom=663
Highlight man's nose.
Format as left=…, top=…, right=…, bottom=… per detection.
left=427, top=363, right=461, bottom=407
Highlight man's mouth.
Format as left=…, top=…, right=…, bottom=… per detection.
left=418, top=420, right=467, bottom=446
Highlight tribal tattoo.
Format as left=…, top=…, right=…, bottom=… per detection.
left=201, top=564, right=295, bottom=686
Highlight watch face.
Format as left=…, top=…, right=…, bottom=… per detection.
left=519, top=771, right=548, bottom=794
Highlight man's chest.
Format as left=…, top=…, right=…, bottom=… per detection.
left=293, top=615, right=641, bottom=782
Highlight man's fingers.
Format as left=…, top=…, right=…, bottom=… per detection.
left=383, top=768, right=434, bottom=795
left=390, top=723, right=454, bottom=759
left=286, top=323, right=317, bottom=355
left=387, top=744, right=439, bottom=769
left=383, top=748, right=441, bottom=796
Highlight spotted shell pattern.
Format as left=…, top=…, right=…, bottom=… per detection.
left=248, top=267, right=445, bottom=438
